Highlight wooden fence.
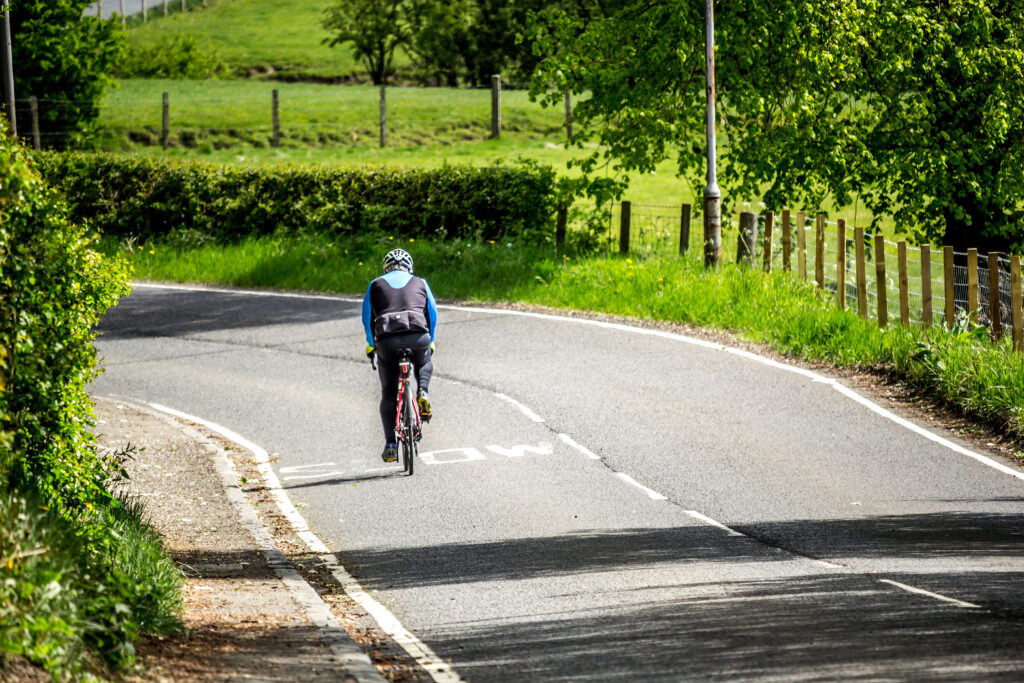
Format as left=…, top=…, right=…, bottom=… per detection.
left=579, top=202, right=1024, bottom=352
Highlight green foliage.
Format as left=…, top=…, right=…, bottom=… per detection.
left=11, top=0, right=125, bottom=148
left=0, top=121, right=181, bottom=676
left=119, top=33, right=227, bottom=79
left=323, top=0, right=409, bottom=85
left=35, top=152, right=559, bottom=244
left=529, top=0, right=1024, bottom=250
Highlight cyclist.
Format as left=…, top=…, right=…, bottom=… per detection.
left=362, top=248, right=438, bottom=463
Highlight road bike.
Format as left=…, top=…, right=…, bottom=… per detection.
left=372, top=348, right=422, bottom=476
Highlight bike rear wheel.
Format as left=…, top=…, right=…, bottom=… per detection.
left=402, top=393, right=416, bottom=476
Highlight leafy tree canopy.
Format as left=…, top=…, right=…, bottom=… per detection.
left=11, top=0, right=124, bottom=149
left=529, top=0, right=1024, bottom=250
left=323, top=0, right=409, bottom=85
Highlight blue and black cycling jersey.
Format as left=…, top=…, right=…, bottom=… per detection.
left=362, top=270, right=438, bottom=347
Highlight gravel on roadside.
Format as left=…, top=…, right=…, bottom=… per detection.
left=91, top=397, right=429, bottom=683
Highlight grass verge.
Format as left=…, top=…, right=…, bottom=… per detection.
left=112, top=233, right=1024, bottom=445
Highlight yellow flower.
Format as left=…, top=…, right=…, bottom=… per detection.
left=358, top=261, right=363, bottom=266
left=148, top=250, right=155, bottom=255
left=626, top=258, right=633, bottom=264
left=388, top=236, right=394, bottom=240
left=409, top=238, right=415, bottom=243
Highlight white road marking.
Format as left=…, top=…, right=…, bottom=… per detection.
left=878, top=579, right=982, bottom=609
left=616, top=473, right=668, bottom=500
left=419, top=447, right=486, bottom=465
left=146, top=403, right=467, bottom=683
left=683, top=509, right=746, bottom=537
left=283, top=471, right=345, bottom=481
left=485, top=443, right=553, bottom=457
left=134, top=282, right=1024, bottom=482
left=814, top=559, right=845, bottom=570
left=493, top=392, right=545, bottom=422
left=280, top=462, right=338, bottom=473
left=558, top=432, right=601, bottom=459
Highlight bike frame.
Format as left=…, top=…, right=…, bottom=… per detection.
left=394, top=355, right=422, bottom=443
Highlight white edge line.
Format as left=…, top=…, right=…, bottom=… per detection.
left=146, top=402, right=466, bottom=683
left=493, top=392, right=545, bottom=423
left=558, top=433, right=601, bottom=460
left=878, top=579, right=982, bottom=610
left=615, top=473, right=667, bottom=500
left=133, top=282, right=1024, bottom=483
left=114, top=400, right=383, bottom=682
left=683, top=509, right=746, bottom=537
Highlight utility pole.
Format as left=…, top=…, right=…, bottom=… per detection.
left=1, top=0, right=14, bottom=136
left=702, top=0, right=721, bottom=267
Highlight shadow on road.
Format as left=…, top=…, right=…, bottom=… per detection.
left=425, top=572, right=1024, bottom=681
left=97, top=287, right=360, bottom=340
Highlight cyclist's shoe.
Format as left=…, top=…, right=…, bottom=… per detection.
left=417, top=390, right=432, bottom=422
left=381, top=443, right=398, bottom=463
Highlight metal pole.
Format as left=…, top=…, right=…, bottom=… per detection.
left=1, top=0, right=14, bottom=136
left=120, top=0, right=126, bottom=25
left=702, top=0, right=721, bottom=267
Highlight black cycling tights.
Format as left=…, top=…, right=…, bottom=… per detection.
left=376, top=331, right=433, bottom=443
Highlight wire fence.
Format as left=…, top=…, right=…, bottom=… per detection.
left=18, top=80, right=571, bottom=150
left=598, top=201, right=1024, bottom=346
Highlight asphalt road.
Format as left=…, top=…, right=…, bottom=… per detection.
left=92, top=283, right=1024, bottom=681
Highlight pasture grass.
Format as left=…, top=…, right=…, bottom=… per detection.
left=110, top=232, right=1024, bottom=443
left=123, top=0, right=372, bottom=80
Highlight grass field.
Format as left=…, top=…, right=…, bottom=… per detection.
left=125, top=0, right=373, bottom=80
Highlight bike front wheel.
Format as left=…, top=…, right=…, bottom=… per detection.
left=402, top=401, right=416, bottom=476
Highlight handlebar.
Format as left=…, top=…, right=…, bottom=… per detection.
left=369, top=353, right=377, bottom=370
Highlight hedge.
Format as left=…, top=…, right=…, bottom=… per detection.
left=1, top=126, right=182, bottom=676
left=34, top=153, right=558, bottom=244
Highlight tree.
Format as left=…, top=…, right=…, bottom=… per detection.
left=10, top=0, right=124, bottom=149
left=529, top=0, right=1024, bottom=251
left=323, top=0, right=409, bottom=85
left=406, top=0, right=474, bottom=86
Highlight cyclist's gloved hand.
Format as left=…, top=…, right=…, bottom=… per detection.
left=429, top=341, right=436, bottom=353
left=365, top=344, right=375, bottom=359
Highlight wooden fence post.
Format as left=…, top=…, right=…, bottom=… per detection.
left=836, top=219, right=847, bottom=309
left=781, top=209, right=792, bottom=271
left=898, top=241, right=910, bottom=325
left=815, top=213, right=825, bottom=288
left=762, top=210, right=775, bottom=272
left=921, top=245, right=932, bottom=328
left=855, top=226, right=867, bottom=317
left=181, top=0, right=186, bottom=11
left=272, top=89, right=280, bottom=148
left=120, top=0, right=126, bottom=25
left=874, top=235, right=888, bottom=328
left=163, top=0, right=168, bottom=17
left=490, top=75, right=501, bottom=139
left=161, top=91, right=169, bottom=149
left=679, top=204, right=691, bottom=255
left=619, top=201, right=631, bottom=255
left=797, top=211, right=807, bottom=280
left=968, top=248, right=979, bottom=322
left=989, top=252, right=1002, bottom=339
left=379, top=83, right=386, bottom=148
left=96, top=1, right=101, bottom=19
left=737, top=211, right=757, bottom=266
left=29, top=95, right=39, bottom=151
left=564, top=91, right=572, bottom=140
left=1012, top=255, right=1023, bottom=352
left=142, top=0, right=147, bottom=22
left=944, top=245, right=955, bottom=328
left=555, top=204, right=567, bottom=255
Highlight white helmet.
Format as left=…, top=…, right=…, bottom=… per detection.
left=383, top=248, right=414, bottom=273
